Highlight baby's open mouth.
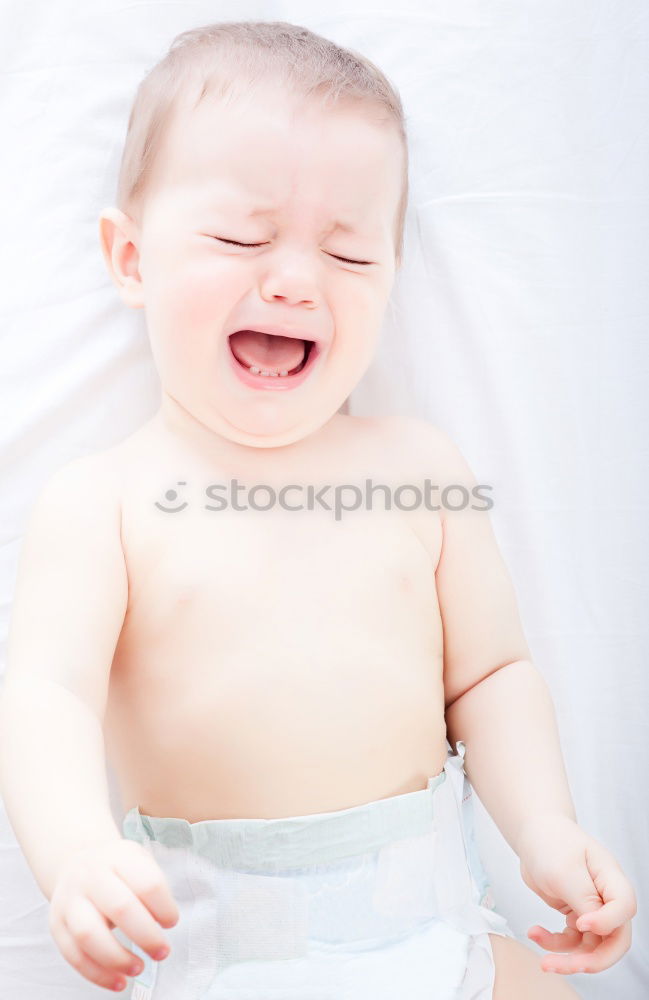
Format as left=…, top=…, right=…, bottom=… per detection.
left=228, top=330, right=317, bottom=378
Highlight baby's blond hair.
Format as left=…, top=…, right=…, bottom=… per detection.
left=116, top=20, right=409, bottom=266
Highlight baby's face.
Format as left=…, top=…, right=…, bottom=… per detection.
left=108, top=88, right=402, bottom=450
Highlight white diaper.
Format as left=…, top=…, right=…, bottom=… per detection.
left=120, top=741, right=516, bottom=999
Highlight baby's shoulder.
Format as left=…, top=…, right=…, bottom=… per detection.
left=353, top=415, right=481, bottom=498
left=373, top=413, right=449, bottom=444
left=367, top=414, right=459, bottom=470
left=33, top=447, right=124, bottom=521
left=61, top=421, right=159, bottom=495
left=20, top=447, right=126, bottom=574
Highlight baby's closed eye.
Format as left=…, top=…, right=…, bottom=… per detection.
left=209, top=235, right=375, bottom=267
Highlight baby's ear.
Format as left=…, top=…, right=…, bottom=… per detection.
left=98, top=207, right=145, bottom=310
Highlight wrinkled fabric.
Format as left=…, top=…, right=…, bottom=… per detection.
left=121, top=742, right=516, bottom=999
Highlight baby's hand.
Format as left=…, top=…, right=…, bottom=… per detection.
left=517, top=814, right=636, bottom=976
left=49, top=838, right=179, bottom=992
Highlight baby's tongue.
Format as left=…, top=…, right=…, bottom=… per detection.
left=229, top=330, right=305, bottom=373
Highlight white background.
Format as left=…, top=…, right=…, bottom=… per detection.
left=0, top=1, right=647, bottom=997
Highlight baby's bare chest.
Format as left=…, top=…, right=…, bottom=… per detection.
left=114, top=480, right=441, bottom=684
left=104, top=437, right=450, bottom=817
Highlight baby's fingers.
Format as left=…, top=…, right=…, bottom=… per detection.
left=529, top=922, right=631, bottom=974
left=573, top=922, right=631, bottom=973
left=65, top=895, right=143, bottom=979
left=578, top=838, right=638, bottom=937
left=56, top=917, right=129, bottom=992
left=528, top=923, right=591, bottom=952
left=112, top=845, right=180, bottom=930
left=87, top=868, right=172, bottom=962
left=576, top=894, right=637, bottom=937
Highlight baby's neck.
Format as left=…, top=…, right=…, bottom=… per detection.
left=149, top=394, right=349, bottom=481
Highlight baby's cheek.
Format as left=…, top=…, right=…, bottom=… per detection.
left=165, top=271, right=223, bottom=326
left=146, top=293, right=216, bottom=384
left=157, top=246, right=244, bottom=323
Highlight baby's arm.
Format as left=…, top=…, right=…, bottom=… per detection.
left=0, top=455, right=128, bottom=895
left=426, top=423, right=637, bottom=975
left=426, top=424, right=577, bottom=856
left=0, top=455, right=178, bottom=991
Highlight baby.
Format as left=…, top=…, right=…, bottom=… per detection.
left=0, top=19, right=635, bottom=1000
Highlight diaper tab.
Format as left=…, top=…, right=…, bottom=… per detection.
left=453, top=741, right=497, bottom=909
left=431, top=749, right=476, bottom=920
left=128, top=939, right=158, bottom=999
left=431, top=743, right=513, bottom=938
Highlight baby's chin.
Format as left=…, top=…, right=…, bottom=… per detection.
left=206, top=405, right=340, bottom=451
left=194, top=393, right=342, bottom=450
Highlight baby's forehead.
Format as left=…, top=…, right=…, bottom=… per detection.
left=145, top=94, right=401, bottom=239
left=164, top=88, right=395, bottom=165
left=154, top=177, right=382, bottom=244
left=167, top=109, right=390, bottom=182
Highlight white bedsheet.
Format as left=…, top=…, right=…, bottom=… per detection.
left=1, top=2, right=647, bottom=997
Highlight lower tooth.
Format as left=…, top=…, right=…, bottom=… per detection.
left=247, top=366, right=292, bottom=377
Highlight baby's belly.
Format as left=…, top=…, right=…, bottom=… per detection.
left=106, top=503, right=448, bottom=821
left=105, top=644, right=448, bottom=822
